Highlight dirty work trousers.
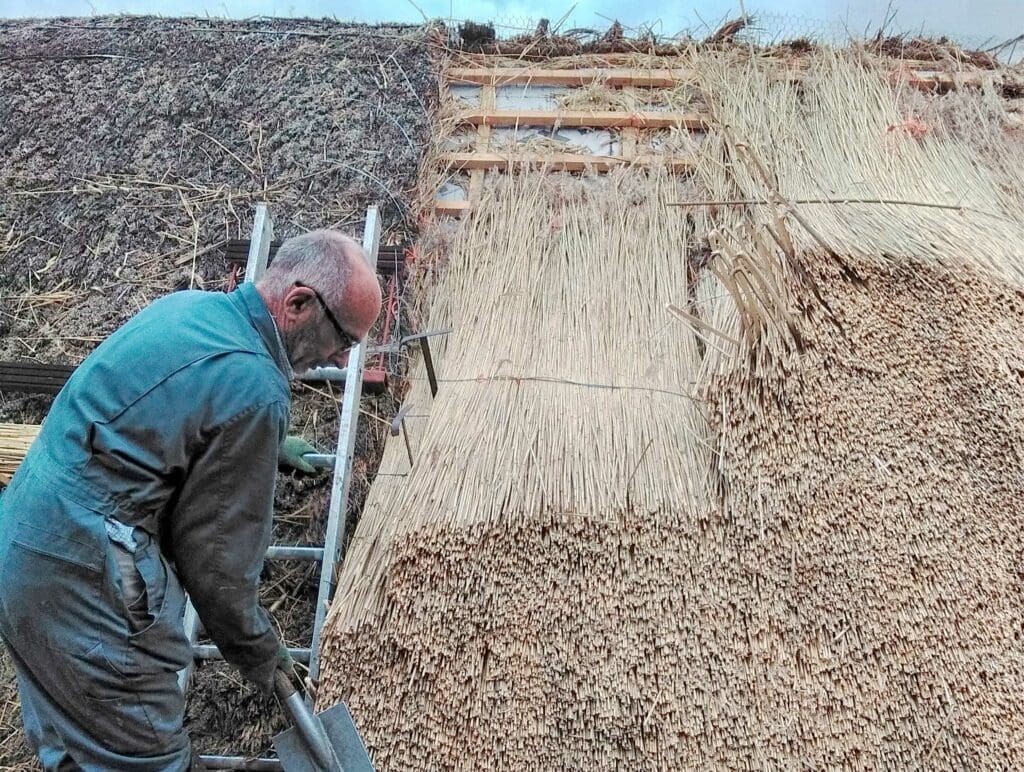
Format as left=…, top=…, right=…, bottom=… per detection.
left=0, top=460, right=194, bottom=771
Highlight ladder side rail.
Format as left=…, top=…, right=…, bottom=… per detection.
left=306, top=207, right=381, bottom=694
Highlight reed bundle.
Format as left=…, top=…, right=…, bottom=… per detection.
left=695, top=53, right=1024, bottom=280
left=318, top=169, right=713, bottom=766
left=681, top=52, right=1024, bottom=767
left=0, top=423, right=39, bottom=485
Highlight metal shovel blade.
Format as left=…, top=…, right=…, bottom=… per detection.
left=273, top=701, right=374, bottom=772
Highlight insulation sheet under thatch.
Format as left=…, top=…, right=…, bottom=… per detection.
left=318, top=50, right=1024, bottom=769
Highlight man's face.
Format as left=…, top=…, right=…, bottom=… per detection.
left=276, top=282, right=365, bottom=374
left=272, top=261, right=380, bottom=375
left=283, top=318, right=354, bottom=373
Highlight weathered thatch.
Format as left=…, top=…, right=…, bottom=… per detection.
left=0, top=15, right=433, bottom=366
left=318, top=47, right=1024, bottom=769
left=0, top=15, right=436, bottom=765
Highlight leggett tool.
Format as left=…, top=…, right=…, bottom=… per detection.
left=272, top=669, right=374, bottom=772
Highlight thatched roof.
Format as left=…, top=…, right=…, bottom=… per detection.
left=318, top=43, right=1024, bottom=769
left=5, top=14, right=1024, bottom=768
left=0, top=16, right=433, bottom=367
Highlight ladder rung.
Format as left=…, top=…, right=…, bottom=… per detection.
left=193, top=645, right=311, bottom=664
left=199, top=756, right=282, bottom=771
left=265, top=545, right=324, bottom=561
left=297, top=366, right=388, bottom=393
left=300, top=366, right=388, bottom=391
left=298, top=366, right=347, bottom=382
left=301, top=453, right=336, bottom=469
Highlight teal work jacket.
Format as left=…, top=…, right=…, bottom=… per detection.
left=0, top=282, right=291, bottom=682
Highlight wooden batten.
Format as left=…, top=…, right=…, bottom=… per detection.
left=438, top=151, right=694, bottom=172
left=433, top=200, right=471, bottom=217
left=458, top=109, right=706, bottom=129
left=448, top=67, right=689, bottom=88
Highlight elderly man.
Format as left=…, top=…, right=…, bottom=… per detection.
left=0, top=230, right=382, bottom=770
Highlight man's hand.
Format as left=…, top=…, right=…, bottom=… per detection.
left=278, top=435, right=319, bottom=473
left=240, top=641, right=298, bottom=694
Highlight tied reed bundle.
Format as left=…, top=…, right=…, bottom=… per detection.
left=0, top=424, right=40, bottom=484
left=681, top=52, right=1024, bottom=769
left=318, top=169, right=712, bottom=767
left=691, top=52, right=1024, bottom=282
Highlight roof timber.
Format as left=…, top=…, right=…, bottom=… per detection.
left=458, top=109, right=706, bottom=129
left=439, top=151, right=694, bottom=172
left=449, top=67, right=690, bottom=87
left=434, top=200, right=472, bottom=218
left=449, top=63, right=1002, bottom=94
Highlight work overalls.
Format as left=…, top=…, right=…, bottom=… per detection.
left=0, top=283, right=290, bottom=771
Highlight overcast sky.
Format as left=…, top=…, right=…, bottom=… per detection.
left=0, top=0, right=1019, bottom=49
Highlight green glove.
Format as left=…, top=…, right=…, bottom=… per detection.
left=277, top=642, right=297, bottom=681
left=240, top=642, right=297, bottom=695
left=279, top=435, right=319, bottom=474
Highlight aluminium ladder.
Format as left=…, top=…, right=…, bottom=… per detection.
left=180, top=203, right=381, bottom=770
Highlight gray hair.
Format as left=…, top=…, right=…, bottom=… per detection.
left=257, top=230, right=359, bottom=304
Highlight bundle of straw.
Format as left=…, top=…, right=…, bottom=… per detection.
left=0, top=423, right=39, bottom=485
left=678, top=52, right=1024, bottom=767
left=692, top=52, right=1024, bottom=283
left=319, top=169, right=710, bottom=767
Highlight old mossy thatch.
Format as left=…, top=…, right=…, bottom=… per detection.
left=0, top=16, right=432, bottom=366
left=318, top=51, right=1024, bottom=768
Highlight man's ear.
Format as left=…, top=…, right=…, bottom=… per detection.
left=283, top=285, right=316, bottom=323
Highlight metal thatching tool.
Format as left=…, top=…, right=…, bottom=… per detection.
left=272, top=669, right=374, bottom=772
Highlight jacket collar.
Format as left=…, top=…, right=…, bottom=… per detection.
left=235, top=282, right=294, bottom=381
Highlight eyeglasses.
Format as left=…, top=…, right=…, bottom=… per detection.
left=294, top=281, right=361, bottom=351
